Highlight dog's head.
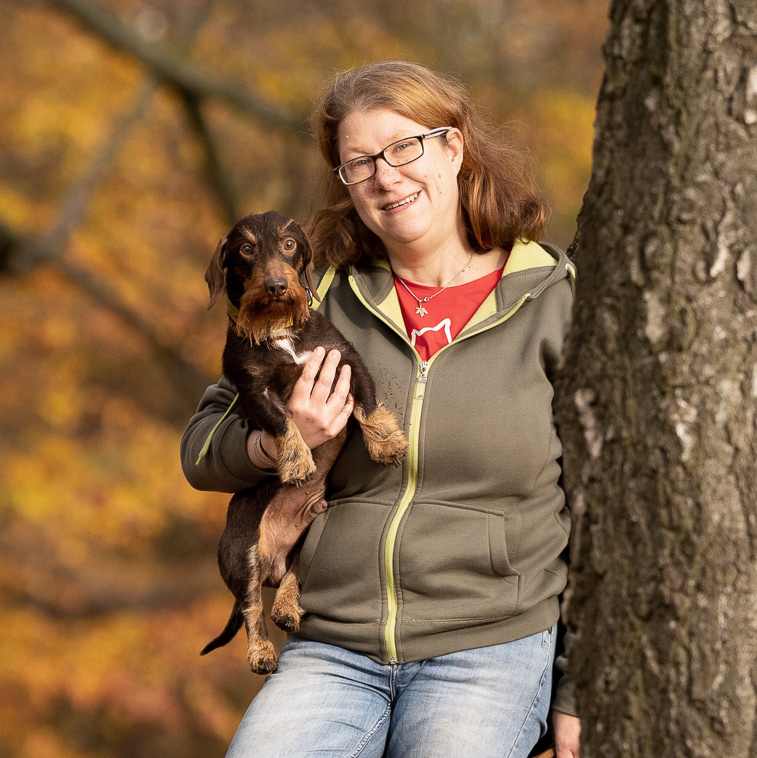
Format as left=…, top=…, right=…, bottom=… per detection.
left=204, top=211, right=320, bottom=343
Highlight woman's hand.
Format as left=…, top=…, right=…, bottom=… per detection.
left=246, top=347, right=354, bottom=467
left=551, top=711, right=581, bottom=758
left=286, top=346, right=354, bottom=448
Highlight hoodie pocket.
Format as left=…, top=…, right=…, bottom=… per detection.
left=298, top=509, right=329, bottom=588
left=298, top=501, right=387, bottom=625
left=396, top=502, right=521, bottom=622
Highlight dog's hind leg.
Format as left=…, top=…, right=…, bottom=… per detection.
left=270, top=554, right=304, bottom=633
left=242, top=543, right=278, bottom=674
left=260, top=431, right=345, bottom=579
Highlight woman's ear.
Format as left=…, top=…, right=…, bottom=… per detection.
left=445, top=128, right=465, bottom=174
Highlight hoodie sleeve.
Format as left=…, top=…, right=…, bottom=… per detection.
left=180, top=376, right=272, bottom=493
left=551, top=625, right=578, bottom=716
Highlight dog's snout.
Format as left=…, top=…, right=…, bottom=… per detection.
left=265, top=277, right=288, bottom=297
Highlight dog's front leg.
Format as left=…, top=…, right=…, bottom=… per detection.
left=354, top=403, right=408, bottom=465
left=244, top=389, right=316, bottom=487
left=273, top=417, right=316, bottom=486
left=242, top=543, right=278, bottom=674
left=343, top=356, right=407, bottom=466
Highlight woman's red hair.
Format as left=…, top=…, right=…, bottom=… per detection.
left=308, top=61, right=549, bottom=267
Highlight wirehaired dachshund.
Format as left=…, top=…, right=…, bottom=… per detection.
left=200, top=210, right=407, bottom=674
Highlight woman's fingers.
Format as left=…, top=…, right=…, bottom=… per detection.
left=309, top=349, right=343, bottom=406
left=327, top=393, right=354, bottom=437
left=289, top=346, right=327, bottom=407
left=325, top=361, right=352, bottom=411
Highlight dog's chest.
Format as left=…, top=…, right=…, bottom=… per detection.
left=240, top=338, right=312, bottom=399
left=271, top=338, right=312, bottom=366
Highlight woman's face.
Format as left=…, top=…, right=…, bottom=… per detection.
left=336, top=109, right=464, bottom=257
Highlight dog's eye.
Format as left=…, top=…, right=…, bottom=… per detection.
left=283, top=238, right=296, bottom=251
left=240, top=243, right=253, bottom=256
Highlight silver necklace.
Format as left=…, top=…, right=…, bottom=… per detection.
left=396, top=252, right=474, bottom=317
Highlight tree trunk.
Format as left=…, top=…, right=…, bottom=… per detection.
left=553, top=1, right=757, bottom=756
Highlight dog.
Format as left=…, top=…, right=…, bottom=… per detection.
left=200, top=211, right=407, bottom=674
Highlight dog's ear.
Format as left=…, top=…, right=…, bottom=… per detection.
left=204, top=234, right=228, bottom=310
left=298, top=231, right=321, bottom=304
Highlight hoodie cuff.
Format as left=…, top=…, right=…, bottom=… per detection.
left=551, top=671, right=578, bottom=717
left=217, top=418, right=274, bottom=484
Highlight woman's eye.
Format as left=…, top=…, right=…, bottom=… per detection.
left=352, top=158, right=370, bottom=169
left=389, top=141, right=412, bottom=158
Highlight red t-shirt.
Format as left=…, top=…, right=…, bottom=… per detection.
left=394, top=265, right=505, bottom=360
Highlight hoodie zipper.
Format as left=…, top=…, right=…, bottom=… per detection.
left=382, top=358, right=429, bottom=659
left=348, top=274, right=532, bottom=662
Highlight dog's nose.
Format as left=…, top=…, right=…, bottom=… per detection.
left=264, top=277, right=288, bottom=297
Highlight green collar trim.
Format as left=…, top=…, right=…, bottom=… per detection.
left=314, top=266, right=337, bottom=309
left=503, top=239, right=559, bottom=276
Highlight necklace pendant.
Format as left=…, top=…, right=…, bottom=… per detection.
left=416, top=304, right=428, bottom=317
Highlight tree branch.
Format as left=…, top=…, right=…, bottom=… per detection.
left=179, top=89, right=241, bottom=226
left=44, top=0, right=307, bottom=132
left=1, top=4, right=232, bottom=407
left=53, top=81, right=159, bottom=245
left=0, top=530, right=220, bottom=618
left=56, top=256, right=214, bottom=404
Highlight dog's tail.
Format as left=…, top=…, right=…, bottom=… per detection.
left=200, top=601, right=244, bottom=655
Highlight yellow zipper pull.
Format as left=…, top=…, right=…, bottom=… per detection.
left=416, top=361, right=429, bottom=397
left=418, top=360, right=429, bottom=383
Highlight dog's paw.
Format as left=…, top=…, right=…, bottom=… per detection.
left=271, top=601, right=304, bottom=633
left=248, top=641, right=278, bottom=675
left=278, top=452, right=317, bottom=486
left=357, top=405, right=408, bottom=465
left=371, top=430, right=408, bottom=466
left=289, top=472, right=314, bottom=488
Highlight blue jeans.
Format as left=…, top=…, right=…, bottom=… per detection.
left=225, top=628, right=555, bottom=758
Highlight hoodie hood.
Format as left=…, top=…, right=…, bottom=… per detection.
left=319, top=240, right=575, bottom=338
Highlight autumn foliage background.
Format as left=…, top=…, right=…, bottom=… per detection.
left=1, top=0, right=605, bottom=755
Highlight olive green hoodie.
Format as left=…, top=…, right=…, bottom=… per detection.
left=181, top=240, right=576, bottom=714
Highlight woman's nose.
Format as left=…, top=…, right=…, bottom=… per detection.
left=372, top=157, right=402, bottom=187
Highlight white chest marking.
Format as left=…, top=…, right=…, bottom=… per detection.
left=273, top=338, right=312, bottom=365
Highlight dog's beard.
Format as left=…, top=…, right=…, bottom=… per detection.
left=234, top=291, right=310, bottom=345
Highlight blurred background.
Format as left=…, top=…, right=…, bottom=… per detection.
left=0, top=0, right=606, bottom=755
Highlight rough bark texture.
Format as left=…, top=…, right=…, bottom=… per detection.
left=553, top=1, right=757, bottom=756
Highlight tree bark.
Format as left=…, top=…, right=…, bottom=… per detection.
left=554, top=1, right=757, bottom=756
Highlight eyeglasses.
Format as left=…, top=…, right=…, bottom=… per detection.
left=334, top=127, right=453, bottom=186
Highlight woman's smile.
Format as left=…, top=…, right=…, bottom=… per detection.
left=382, top=192, right=420, bottom=212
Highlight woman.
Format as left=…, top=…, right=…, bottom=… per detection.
left=182, top=61, right=580, bottom=758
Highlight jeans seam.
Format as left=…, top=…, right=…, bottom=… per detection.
left=504, top=630, right=554, bottom=758
left=349, top=702, right=391, bottom=758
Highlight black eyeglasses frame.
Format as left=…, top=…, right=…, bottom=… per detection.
left=333, top=127, right=454, bottom=186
